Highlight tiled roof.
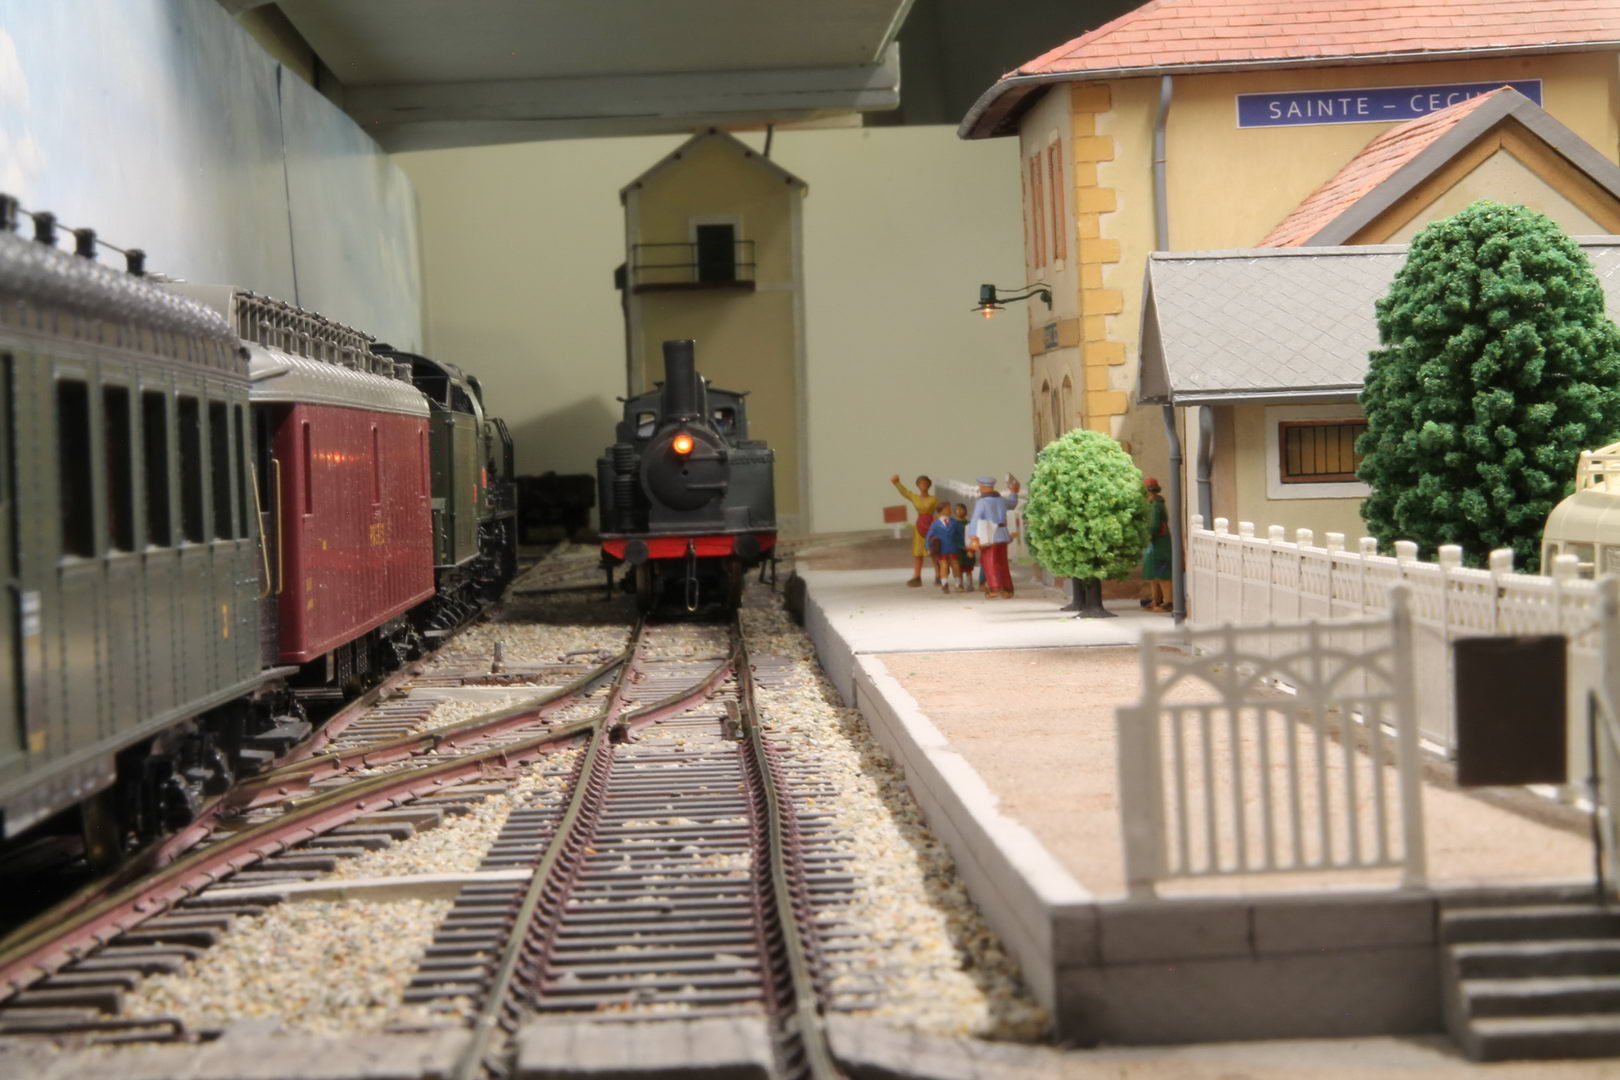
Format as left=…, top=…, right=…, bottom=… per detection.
left=1022, top=0, right=1620, bottom=77
left=961, top=0, right=1620, bottom=138
left=1139, top=239, right=1620, bottom=403
left=1259, top=89, right=1507, bottom=247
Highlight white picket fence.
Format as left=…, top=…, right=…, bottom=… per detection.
left=1188, top=516, right=1604, bottom=781
left=1119, top=589, right=1426, bottom=896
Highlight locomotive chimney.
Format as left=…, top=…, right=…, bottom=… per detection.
left=661, top=339, right=701, bottom=420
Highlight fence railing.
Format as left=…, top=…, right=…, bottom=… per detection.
left=1188, top=516, right=1604, bottom=776
left=1117, top=588, right=1425, bottom=896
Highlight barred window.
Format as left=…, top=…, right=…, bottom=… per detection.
left=1279, top=420, right=1367, bottom=484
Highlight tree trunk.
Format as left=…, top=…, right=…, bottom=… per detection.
left=1060, top=577, right=1115, bottom=618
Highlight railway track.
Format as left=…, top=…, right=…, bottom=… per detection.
left=0, top=595, right=853, bottom=1078
left=434, top=616, right=846, bottom=1080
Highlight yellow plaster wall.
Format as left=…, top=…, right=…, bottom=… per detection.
left=633, top=137, right=796, bottom=283
left=1384, top=148, right=1606, bottom=241
left=1165, top=52, right=1619, bottom=250
left=1231, top=403, right=1369, bottom=541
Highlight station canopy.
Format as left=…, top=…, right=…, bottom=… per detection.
left=233, top=0, right=912, bottom=150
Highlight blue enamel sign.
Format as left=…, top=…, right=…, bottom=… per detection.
left=1236, top=80, right=1542, bottom=128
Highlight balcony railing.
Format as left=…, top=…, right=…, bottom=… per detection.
left=630, top=240, right=756, bottom=292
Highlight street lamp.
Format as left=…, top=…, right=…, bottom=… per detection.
left=971, top=282, right=1052, bottom=319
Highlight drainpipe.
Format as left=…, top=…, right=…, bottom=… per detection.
left=1152, top=74, right=1185, bottom=624
left=1196, top=405, right=1214, bottom=524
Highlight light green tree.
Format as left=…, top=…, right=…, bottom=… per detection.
left=1359, top=201, right=1620, bottom=569
left=1024, top=428, right=1151, bottom=617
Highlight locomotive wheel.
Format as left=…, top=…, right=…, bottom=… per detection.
left=635, top=563, right=655, bottom=615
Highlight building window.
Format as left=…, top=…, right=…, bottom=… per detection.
left=1029, top=155, right=1046, bottom=268
left=1048, top=144, right=1066, bottom=264
left=1279, top=419, right=1367, bottom=484
left=1060, top=375, right=1073, bottom=435
left=693, top=223, right=737, bottom=283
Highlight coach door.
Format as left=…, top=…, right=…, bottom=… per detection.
left=0, top=353, right=19, bottom=763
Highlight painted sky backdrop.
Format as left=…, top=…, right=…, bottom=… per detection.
left=0, top=0, right=421, bottom=349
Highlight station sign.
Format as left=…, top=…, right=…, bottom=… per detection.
left=1236, top=79, right=1542, bottom=129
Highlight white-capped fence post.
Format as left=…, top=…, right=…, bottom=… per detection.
left=1489, top=549, right=1515, bottom=634
left=1389, top=585, right=1427, bottom=888
left=1117, top=639, right=1167, bottom=898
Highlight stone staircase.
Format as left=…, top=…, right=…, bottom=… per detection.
left=1441, top=895, right=1620, bottom=1060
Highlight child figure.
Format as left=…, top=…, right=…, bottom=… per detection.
left=953, top=503, right=975, bottom=592
left=925, top=505, right=964, bottom=592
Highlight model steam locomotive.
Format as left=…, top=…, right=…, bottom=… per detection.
left=0, top=207, right=516, bottom=864
left=598, top=339, right=776, bottom=612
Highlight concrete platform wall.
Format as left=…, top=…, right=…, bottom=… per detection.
left=802, top=575, right=1443, bottom=1045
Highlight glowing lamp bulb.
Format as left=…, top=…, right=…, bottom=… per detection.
left=672, top=432, right=694, bottom=455
left=978, top=304, right=997, bottom=319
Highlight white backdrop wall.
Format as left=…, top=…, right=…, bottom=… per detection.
left=0, top=0, right=422, bottom=349
left=397, top=124, right=1032, bottom=534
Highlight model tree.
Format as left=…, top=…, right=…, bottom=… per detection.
left=1024, top=428, right=1152, bottom=617
left=1358, top=201, right=1620, bottom=570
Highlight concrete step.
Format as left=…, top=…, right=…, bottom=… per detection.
left=1442, top=904, right=1620, bottom=945
left=1464, top=975, right=1620, bottom=1018
left=1452, top=940, right=1620, bottom=979
left=1470, top=1014, right=1620, bottom=1061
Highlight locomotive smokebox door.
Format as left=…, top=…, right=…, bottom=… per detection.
left=1454, top=635, right=1566, bottom=786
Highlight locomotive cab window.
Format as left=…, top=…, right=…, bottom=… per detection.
left=635, top=412, right=657, bottom=439
left=710, top=407, right=736, bottom=437
left=57, top=379, right=94, bottom=558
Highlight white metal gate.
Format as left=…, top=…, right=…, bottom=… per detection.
left=1117, top=588, right=1426, bottom=897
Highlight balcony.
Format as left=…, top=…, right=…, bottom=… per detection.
left=629, top=240, right=756, bottom=294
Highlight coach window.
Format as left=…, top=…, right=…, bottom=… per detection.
left=302, top=420, right=314, bottom=515
left=104, top=385, right=135, bottom=551
left=56, top=380, right=94, bottom=558
left=142, top=391, right=172, bottom=546
left=234, top=405, right=249, bottom=539
left=177, top=395, right=204, bottom=543
left=209, top=400, right=233, bottom=539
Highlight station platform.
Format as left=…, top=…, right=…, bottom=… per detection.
left=793, top=533, right=1596, bottom=1050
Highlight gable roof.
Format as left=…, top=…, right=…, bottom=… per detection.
left=1260, top=87, right=1620, bottom=246
left=1139, top=238, right=1620, bottom=405
left=620, top=128, right=807, bottom=203
left=961, top=0, right=1620, bottom=139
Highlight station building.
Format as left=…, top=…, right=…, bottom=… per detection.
left=960, top=0, right=1620, bottom=540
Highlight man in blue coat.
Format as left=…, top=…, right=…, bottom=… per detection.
left=967, top=475, right=1020, bottom=598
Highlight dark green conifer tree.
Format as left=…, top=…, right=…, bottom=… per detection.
left=1357, top=201, right=1620, bottom=569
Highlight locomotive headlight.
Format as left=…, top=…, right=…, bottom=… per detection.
left=672, top=432, right=694, bottom=455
